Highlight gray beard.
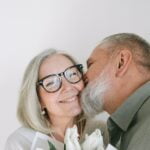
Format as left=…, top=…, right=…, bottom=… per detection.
left=81, top=72, right=110, bottom=118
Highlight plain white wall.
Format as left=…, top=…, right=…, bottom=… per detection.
left=1, top=0, right=150, bottom=148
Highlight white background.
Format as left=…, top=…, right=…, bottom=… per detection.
left=0, top=0, right=150, bottom=149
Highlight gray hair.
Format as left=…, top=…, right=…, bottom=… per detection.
left=100, top=33, right=150, bottom=71
left=17, top=49, right=85, bottom=134
left=81, top=68, right=111, bottom=118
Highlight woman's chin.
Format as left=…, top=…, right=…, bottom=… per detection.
left=69, top=107, right=82, bottom=117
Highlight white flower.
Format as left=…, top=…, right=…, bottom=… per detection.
left=36, top=148, right=44, bottom=150
left=64, top=125, right=81, bottom=150
left=106, top=144, right=117, bottom=150
left=64, top=126, right=105, bottom=150
left=81, top=129, right=104, bottom=150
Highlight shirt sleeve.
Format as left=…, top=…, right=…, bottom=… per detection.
left=5, top=128, right=33, bottom=150
left=5, top=137, right=24, bottom=150
left=122, top=110, right=150, bottom=150
left=125, top=125, right=150, bottom=150
left=5, top=135, right=27, bottom=150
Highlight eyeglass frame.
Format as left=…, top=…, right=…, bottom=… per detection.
left=36, top=64, right=83, bottom=93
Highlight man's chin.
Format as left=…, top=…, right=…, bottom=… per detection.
left=83, top=102, right=104, bottom=118
left=81, top=74, right=110, bottom=118
left=81, top=88, right=104, bottom=118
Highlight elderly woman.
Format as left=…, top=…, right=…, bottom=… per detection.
left=5, top=49, right=108, bottom=150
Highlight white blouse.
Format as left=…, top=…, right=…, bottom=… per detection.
left=5, top=127, right=64, bottom=150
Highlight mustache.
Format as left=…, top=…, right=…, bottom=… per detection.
left=81, top=83, right=103, bottom=117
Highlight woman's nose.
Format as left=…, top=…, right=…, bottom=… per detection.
left=61, top=77, right=74, bottom=91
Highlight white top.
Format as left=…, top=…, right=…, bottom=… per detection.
left=5, top=127, right=64, bottom=150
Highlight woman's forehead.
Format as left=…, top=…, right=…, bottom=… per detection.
left=39, top=54, right=74, bottom=77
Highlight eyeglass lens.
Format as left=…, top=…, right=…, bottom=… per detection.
left=42, top=65, right=82, bottom=92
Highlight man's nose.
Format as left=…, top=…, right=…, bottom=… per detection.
left=83, top=73, right=89, bottom=86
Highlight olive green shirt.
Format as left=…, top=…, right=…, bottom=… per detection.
left=107, top=82, right=150, bottom=150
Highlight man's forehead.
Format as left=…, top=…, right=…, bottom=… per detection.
left=88, top=46, right=104, bottom=60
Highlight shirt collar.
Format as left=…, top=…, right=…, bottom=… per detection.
left=110, top=81, right=150, bottom=131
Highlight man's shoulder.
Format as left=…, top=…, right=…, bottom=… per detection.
left=121, top=97, right=150, bottom=150
left=125, top=96, right=150, bottom=136
left=137, top=95, right=150, bottom=118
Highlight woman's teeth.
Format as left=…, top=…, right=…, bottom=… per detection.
left=59, top=96, right=77, bottom=103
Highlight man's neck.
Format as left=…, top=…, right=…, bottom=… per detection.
left=112, top=78, right=149, bottom=114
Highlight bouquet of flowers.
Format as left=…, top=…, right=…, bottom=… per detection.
left=64, top=125, right=117, bottom=150
left=33, top=125, right=117, bottom=150
left=64, top=125, right=104, bottom=150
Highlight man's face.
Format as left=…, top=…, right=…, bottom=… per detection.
left=81, top=46, right=114, bottom=116
left=86, top=46, right=110, bottom=83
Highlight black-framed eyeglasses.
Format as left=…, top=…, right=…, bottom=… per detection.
left=37, top=64, right=83, bottom=93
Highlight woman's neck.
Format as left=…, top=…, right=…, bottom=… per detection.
left=50, top=116, right=75, bottom=142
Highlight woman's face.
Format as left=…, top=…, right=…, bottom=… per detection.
left=38, top=54, right=84, bottom=119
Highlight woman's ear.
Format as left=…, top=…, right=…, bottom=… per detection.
left=40, top=99, right=45, bottom=108
left=38, top=93, right=45, bottom=108
left=115, top=49, right=132, bottom=77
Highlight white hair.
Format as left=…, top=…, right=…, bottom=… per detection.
left=17, top=49, right=85, bottom=134
left=81, top=69, right=111, bottom=118
left=100, top=33, right=150, bottom=71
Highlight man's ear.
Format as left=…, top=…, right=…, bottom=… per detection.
left=115, top=49, right=132, bottom=77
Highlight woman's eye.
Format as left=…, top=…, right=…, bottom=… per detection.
left=46, top=81, right=54, bottom=87
left=69, top=72, right=77, bottom=77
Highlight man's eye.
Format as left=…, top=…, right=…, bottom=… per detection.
left=87, top=62, right=93, bottom=68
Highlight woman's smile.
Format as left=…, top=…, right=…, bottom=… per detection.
left=59, top=95, right=78, bottom=103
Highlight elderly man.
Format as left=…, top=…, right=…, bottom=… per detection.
left=81, top=33, right=150, bottom=150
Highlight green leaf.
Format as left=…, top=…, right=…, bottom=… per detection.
left=48, top=141, right=56, bottom=150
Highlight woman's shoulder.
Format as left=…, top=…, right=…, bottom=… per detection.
left=5, top=127, right=64, bottom=150
left=7, top=126, right=36, bottom=141
left=5, top=126, right=36, bottom=150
